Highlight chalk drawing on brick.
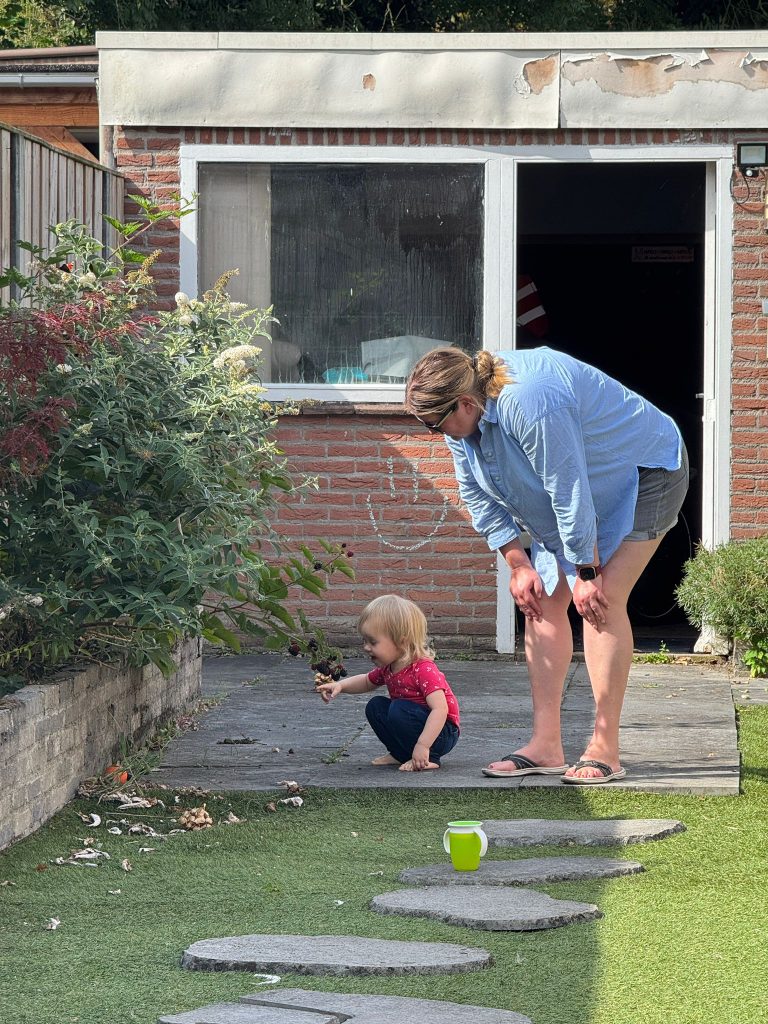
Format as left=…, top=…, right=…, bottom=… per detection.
left=366, top=457, right=449, bottom=551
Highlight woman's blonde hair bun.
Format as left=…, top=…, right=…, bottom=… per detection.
left=405, top=346, right=512, bottom=414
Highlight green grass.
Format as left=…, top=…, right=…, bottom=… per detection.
left=2, top=707, right=768, bottom=1024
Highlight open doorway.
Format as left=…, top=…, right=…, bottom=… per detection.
left=516, top=161, right=706, bottom=647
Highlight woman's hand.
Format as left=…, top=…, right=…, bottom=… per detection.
left=573, top=576, right=609, bottom=630
left=509, top=565, right=544, bottom=622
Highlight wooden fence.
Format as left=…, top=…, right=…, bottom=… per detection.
left=0, top=122, right=123, bottom=299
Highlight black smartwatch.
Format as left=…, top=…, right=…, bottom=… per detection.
left=577, top=565, right=602, bottom=581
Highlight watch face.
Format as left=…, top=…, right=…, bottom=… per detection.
left=578, top=566, right=598, bottom=581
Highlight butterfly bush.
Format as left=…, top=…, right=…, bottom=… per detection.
left=0, top=201, right=352, bottom=693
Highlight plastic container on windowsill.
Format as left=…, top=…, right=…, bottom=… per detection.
left=322, top=367, right=369, bottom=383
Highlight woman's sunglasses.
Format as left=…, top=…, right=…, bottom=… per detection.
left=415, top=401, right=457, bottom=434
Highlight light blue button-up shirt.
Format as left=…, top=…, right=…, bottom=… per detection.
left=445, top=347, right=683, bottom=594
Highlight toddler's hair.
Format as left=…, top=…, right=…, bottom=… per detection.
left=358, top=595, right=434, bottom=664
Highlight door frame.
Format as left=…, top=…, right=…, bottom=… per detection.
left=495, top=145, right=733, bottom=652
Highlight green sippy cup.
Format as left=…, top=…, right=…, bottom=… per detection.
left=443, top=820, right=488, bottom=871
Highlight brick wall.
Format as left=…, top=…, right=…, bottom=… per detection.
left=0, top=639, right=201, bottom=851
left=271, top=405, right=498, bottom=649
left=111, top=124, right=768, bottom=640
left=729, top=169, right=768, bottom=539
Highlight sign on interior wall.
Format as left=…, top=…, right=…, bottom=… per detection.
left=631, top=246, right=695, bottom=263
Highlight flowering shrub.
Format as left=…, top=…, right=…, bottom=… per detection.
left=0, top=203, right=352, bottom=694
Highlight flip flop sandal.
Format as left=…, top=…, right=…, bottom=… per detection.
left=561, top=759, right=628, bottom=785
left=482, top=753, right=570, bottom=778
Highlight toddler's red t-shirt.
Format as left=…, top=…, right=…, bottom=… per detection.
left=367, top=658, right=460, bottom=729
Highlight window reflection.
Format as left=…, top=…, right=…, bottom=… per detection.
left=198, top=162, right=483, bottom=384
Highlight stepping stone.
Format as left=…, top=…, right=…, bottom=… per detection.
left=484, top=818, right=685, bottom=847
left=181, top=933, right=491, bottom=975
left=371, top=886, right=601, bottom=930
left=399, top=855, right=644, bottom=886
left=244, top=987, right=534, bottom=1023
left=159, top=1005, right=334, bottom=1024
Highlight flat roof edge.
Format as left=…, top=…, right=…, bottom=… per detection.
left=95, top=29, right=768, bottom=51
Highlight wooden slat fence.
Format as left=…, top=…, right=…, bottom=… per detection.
left=0, top=122, right=123, bottom=303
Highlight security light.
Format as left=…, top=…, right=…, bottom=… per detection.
left=737, top=143, right=768, bottom=177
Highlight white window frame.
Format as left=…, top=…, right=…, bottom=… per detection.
left=180, top=145, right=509, bottom=401
left=179, top=143, right=733, bottom=652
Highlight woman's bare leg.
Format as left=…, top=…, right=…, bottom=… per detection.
left=486, top=574, right=573, bottom=771
left=563, top=536, right=664, bottom=780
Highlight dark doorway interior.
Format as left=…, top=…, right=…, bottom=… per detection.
left=516, top=162, right=705, bottom=640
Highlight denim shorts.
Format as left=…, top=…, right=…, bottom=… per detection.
left=625, top=443, right=689, bottom=542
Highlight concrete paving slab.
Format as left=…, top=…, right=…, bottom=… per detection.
left=399, top=855, right=644, bottom=886
left=180, top=934, right=491, bottom=975
left=159, top=1004, right=335, bottom=1024
left=153, top=654, right=738, bottom=795
left=244, top=987, right=533, bottom=1023
left=483, top=818, right=685, bottom=847
left=370, top=885, right=601, bottom=930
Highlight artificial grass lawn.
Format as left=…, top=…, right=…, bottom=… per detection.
left=1, top=707, right=767, bottom=1024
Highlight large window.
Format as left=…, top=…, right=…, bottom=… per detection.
left=198, top=162, right=483, bottom=385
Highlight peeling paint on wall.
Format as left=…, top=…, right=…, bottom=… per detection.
left=563, top=49, right=768, bottom=99
left=520, top=54, right=558, bottom=96
left=97, top=35, right=768, bottom=131
left=564, top=49, right=710, bottom=68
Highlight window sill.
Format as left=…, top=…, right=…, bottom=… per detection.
left=277, top=401, right=407, bottom=416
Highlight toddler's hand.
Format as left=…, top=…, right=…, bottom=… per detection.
left=411, top=741, right=431, bottom=770
left=315, top=676, right=342, bottom=702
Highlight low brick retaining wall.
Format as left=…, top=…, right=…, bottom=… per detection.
left=0, top=638, right=202, bottom=851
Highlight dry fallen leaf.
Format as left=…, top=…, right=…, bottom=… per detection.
left=138, top=847, right=156, bottom=854
left=53, top=857, right=97, bottom=868
left=44, top=917, right=61, bottom=930
left=116, top=796, right=163, bottom=810
left=278, top=780, right=303, bottom=796
left=76, top=812, right=101, bottom=827
left=221, top=811, right=243, bottom=825
left=107, top=827, right=123, bottom=835
left=264, top=801, right=277, bottom=813
left=107, top=889, right=121, bottom=895
left=251, top=973, right=281, bottom=986
left=278, top=796, right=303, bottom=808
left=120, top=859, right=133, bottom=872
left=70, top=848, right=110, bottom=861
left=1, top=880, right=16, bottom=887
left=128, top=823, right=163, bottom=837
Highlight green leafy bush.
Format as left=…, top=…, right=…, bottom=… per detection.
left=676, top=536, right=768, bottom=676
left=0, top=203, right=352, bottom=694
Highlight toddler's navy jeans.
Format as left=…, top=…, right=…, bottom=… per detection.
left=365, top=695, right=459, bottom=765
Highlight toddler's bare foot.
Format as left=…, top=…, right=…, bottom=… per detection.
left=371, top=754, right=401, bottom=766
left=399, top=759, right=440, bottom=772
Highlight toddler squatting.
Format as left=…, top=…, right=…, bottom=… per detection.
left=315, top=595, right=460, bottom=771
